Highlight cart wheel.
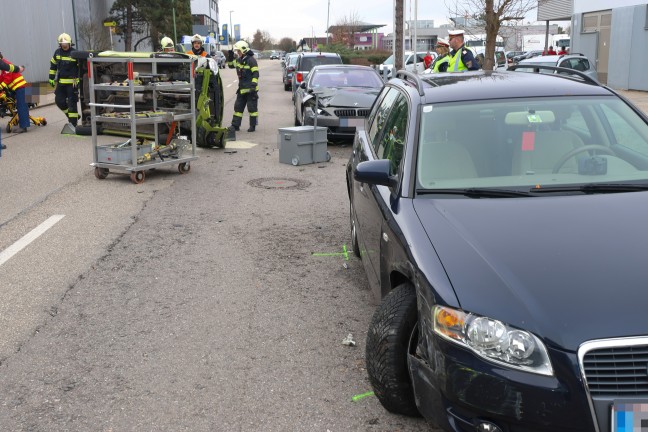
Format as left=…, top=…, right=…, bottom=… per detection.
left=291, top=156, right=299, bottom=166
left=178, top=162, right=191, bottom=174
left=41, top=119, right=47, bottom=126
left=94, top=167, right=109, bottom=179
left=326, top=151, right=331, bottom=162
left=5, top=124, right=11, bottom=133
left=130, top=171, right=145, bottom=184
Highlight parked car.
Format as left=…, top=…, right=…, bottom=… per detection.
left=511, top=49, right=543, bottom=64
left=282, top=53, right=300, bottom=91
left=213, top=51, right=226, bottom=68
left=291, top=52, right=342, bottom=97
left=378, top=51, right=428, bottom=79
left=506, top=50, right=525, bottom=65
left=270, top=51, right=280, bottom=60
left=293, top=64, right=384, bottom=141
left=518, top=53, right=598, bottom=81
left=347, top=67, right=648, bottom=432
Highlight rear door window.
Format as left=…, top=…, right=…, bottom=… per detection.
left=368, top=88, right=400, bottom=148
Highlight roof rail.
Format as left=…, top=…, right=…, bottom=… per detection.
left=508, top=64, right=600, bottom=86
left=394, top=70, right=425, bottom=96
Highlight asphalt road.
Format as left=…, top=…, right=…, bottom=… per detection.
left=0, top=60, right=434, bottom=431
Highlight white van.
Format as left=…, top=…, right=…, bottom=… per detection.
left=378, top=51, right=430, bottom=79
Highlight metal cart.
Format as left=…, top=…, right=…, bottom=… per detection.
left=88, top=55, right=197, bottom=184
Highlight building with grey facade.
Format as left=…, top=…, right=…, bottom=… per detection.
left=541, top=0, right=648, bottom=90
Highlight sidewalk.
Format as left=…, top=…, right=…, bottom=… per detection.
left=617, top=90, right=648, bottom=114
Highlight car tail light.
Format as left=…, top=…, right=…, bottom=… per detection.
left=296, top=72, right=303, bottom=83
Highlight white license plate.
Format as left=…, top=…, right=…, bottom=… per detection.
left=340, top=118, right=363, bottom=128
left=611, top=401, right=648, bottom=431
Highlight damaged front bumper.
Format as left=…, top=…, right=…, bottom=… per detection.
left=408, top=335, right=596, bottom=432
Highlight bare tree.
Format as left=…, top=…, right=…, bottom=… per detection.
left=332, top=11, right=363, bottom=49
left=447, top=0, right=544, bottom=70
left=77, top=18, right=112, bottom=51
left=251, top=29, right=274, bottom=51
left=277, top=37, right=295, bottom=53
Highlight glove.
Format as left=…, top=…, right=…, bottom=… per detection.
left=227, top=50, right=234, bottom=62
left=48, top=79, right=56, bottom=88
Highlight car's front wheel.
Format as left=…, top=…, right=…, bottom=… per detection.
left=366, top=283, right=420, bottom=417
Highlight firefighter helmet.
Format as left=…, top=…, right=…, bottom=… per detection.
left=233, top=40, right=250, bottom=54
left=191, top=34, right=203, bottom=44
left=58, top=33, right=72, bottom=45
left=161, top=37, right=174, bottom=50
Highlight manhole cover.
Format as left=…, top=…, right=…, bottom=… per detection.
left=247, top=177, right=311, bottom=190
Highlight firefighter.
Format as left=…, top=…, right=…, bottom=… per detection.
left=0, top=53, right=30, bottom=132
left=161, top=37, right=175, bottom=53
left=48, top=33, right=79, bottom=131
left=186, top=34, right=208, bottom=57
left=227, top=40, right=259, bottom=133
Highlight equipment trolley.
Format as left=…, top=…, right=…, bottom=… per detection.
left=88, top=55, right=197, bottom=184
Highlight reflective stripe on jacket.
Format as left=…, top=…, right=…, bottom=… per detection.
left=49, top=47, right=78, bottom=82
left=448, top=49, right=468, bottom=72
left=1, top=60, right=26, bottom=90
left=229, top=51, right=259, bottom=93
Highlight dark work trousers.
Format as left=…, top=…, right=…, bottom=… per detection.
left=231, top=91, right=258, bottom=128
left=54, top=83, right=79, bottom=126
left=14, top=87, right=30, bottom=129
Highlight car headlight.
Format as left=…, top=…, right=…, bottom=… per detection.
left=433, top=305, right=553, bottom=376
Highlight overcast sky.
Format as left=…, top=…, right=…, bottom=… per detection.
left=217, top=0, right=542, bottom=43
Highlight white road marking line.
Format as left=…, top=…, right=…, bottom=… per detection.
left=0, top=215, right=65, bottom=267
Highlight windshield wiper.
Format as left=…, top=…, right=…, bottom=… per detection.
left=418, top=188, right=535, bottom=198
left=529, top=183, right=648, bottom=194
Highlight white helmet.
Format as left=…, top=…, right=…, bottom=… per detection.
left=191, top=34, right=203, bottom=44
left=161, top=37, right=174, bottom=50
left=58, top=33, right=72, bottom=45
left=233, top=40, right=250, bottom=54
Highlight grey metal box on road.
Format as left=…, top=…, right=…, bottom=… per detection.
left=277, top=126, right=330, bottom=166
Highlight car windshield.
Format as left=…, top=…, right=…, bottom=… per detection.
left=300, top=56, right=341, bottom=71
left=311, top=69, right=383, bottom=88
left=416, top=96, right=648, bottom=191
left=382, top=55, right=395, bottom=65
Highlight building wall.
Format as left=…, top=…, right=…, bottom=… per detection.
left=574, top=0, right=645, bottom=13
left=572, top=2, right=648, bottom=90
left=538, top=0, right=573, bottom=20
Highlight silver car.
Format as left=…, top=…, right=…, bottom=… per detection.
left=518, top=54, right=598, bottom=81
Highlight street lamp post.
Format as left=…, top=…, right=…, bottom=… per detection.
left=172, top=0, right=178, bottom=45
left=229, top=10, right=234, bottom=49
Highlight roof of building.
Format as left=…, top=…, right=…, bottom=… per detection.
left=327, top=21, right=386, bottom=33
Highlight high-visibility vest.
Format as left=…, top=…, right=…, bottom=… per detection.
left=448, top=48, right=469, bottom=72
left=432, top=55, right=449, bottom=73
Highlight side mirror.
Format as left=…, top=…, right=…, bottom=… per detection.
left=354, top=160, right=397, bottom=188
left=300, top=81, right=307, bottom=89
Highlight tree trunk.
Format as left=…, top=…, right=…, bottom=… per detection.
left=395, top=0, right=404, bottom=71
left=483, top=0, right=498, bottom=71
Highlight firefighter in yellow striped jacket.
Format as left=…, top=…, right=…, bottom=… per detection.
left=227, top=40, right=259, bottom=133
left=0, top=53, right=29, bottom=132
left=48, top=33, right=80, bottom=131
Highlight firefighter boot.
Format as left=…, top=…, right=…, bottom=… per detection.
left=247, top=118, right=257, bottom=132
left=226, top=126, right=237, bottom=141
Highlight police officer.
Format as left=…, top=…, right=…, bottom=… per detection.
left=431, top=38, right=450, bottom=73
left=227, top=40, right=259, bottom=133
left=447, top=30, right=479, bottom=72
left=48, top=33, right=79, bottom=131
